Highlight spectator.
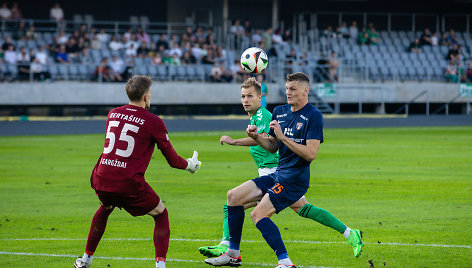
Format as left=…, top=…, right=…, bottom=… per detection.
left=298, top=52, right=309, bottom=66
left=119, top=35, right=128, bottom=51
left=409, top=38, right=422, bottom=53
left=156, top=34, right=169, bottom=50
left=17, top=46, right=30, bottom=80
left=368, top=28, right=379, bottom=45
left=151, top=53, right=162, bottom=65
left=316, top=54, right=330, bottom=82
left=109, top=36, right=122, bottom=51
left=78, top=24, right=88, bottom=38
left=123, top=28, right=132, bottom=41
left=170, top=53, right=180, bottom=65
left=219, top=60, right=233, bottom=82
left=56, top=31, right=68, bottom=45
left=446, top=29, right=459, bottom=46
left=90, top=35, right=101, bottom=50
left=26, top=26, right=38, bottom=41
left=137, top=42, right=149, bottom=58
left=230, top=19, right=244, bottom=36
left=136, top=27, right=150, bottom=43
left=210, top=61, right=232, bottom=82
left=328, top=51, right=339, bottom=82
left=30, top=58, right=51, bottom=81
left=339, top=21, right=350, bottom=38
left=420, top=28, right=433, bottom=46
left=35, top=46, right=49, bottom=65
left=147, top=42, right=157, bottom=57
left=191, top=43, right=203, bottom=62
left=358, top=28, right=369, bottom=45
left=2, top=36, right=14, bottom=51
left=230, top=60, right=246, bottom=82
left=272, top=28, right=284, bottom=45
left=78, top=47, right=92, bottom=64
left=201, top=49, right=215, bottom=65
left=50, top=3, right=64, bottom=22
left=243, top=19, right=252, bottom=37
left=447, top=44, right=460, bottom=62
left=55, top=44, right=69, bottom=63
left=438, top=32, right=447, bottom=46
left=431, top=32, right=439, bottom=46
left=349, top=21, right=358, bottom=41
left=252, top=29, right=262, bottom=45
left=214, top=45, right=225, bottom=63
left=121, top=60, right=134, bottom=81
left=96, top=29, right=109, bottom=43
left=467, top=61, right=472, bottom=82
left=94, top=58, right=113, bottom=82
left=4, top=45, right=18, bottom=64
left=169, top=34, right=179, bottom=49
left=256, top=74, right=268, bottom=108
left=162, top=52, right=171, bottom=64
left=194, top=26, right=205, bottom=45
left=181, top=51, right=196, bottom=64
left=109, top=56, right=124, bottom=81
left=445, top=59, right=458, bottom=82
left=322, top=25, right=336, bottom=38
left=10, top=2, right=21, bottom=19
left=127, top=34, right=139, bottom=51
left=282, top=29, right=292, bottom=43
left=65, top=38, right=80, bottom=60
left=181, top=26, right=194, bottom=46
left=285, top=48, right=297, bottom=73
left=262, top=28, right=273, bottom=52
left=14, top=20, right=27, bottom=40
left=125, top=44, right=137, bottom=58
left=0, top=2, right=11, bottom=20
left=169, top=42, right=182, bottom=58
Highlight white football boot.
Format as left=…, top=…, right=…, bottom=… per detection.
left=274, top=264, right=296, bottom=268
left=204, top=253, right=242, bottom=266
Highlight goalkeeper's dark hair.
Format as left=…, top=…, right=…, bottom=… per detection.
left=125, top=75, right=152, bottom=101
left=286, top=72, right=310, bottom=84
left=241, top=77, right=262, bottom=95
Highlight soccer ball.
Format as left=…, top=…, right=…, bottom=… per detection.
left=240, top=47, right=268, bottom=74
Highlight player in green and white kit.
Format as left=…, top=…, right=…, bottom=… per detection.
left=199, top=77, right=363, bottom=259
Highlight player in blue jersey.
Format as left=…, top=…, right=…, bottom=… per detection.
left=205, top=73, right=363, bottom=268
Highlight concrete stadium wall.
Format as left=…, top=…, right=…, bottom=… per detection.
left=0, top=81, right=470, bottom=105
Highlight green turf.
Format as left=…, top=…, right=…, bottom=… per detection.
left=0, top=126, right=471, bottom=267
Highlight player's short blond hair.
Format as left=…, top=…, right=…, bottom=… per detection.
left=125, top=75, right=152, bottom=101
left=241, top=77, right=262, bottom=95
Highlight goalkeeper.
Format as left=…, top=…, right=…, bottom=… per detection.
left=198, top=77, right=362, bottom=259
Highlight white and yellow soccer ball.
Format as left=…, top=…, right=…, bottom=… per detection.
left=240, top=47, right=268, bottom=74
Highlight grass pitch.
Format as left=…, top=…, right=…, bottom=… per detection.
left=0, top=126, right=471, bottom=267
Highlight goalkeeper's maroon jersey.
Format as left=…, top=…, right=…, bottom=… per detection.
left=91, top=104, right=188, bottom=194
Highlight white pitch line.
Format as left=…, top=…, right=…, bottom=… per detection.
left=0, top=251, right=335, bottom=268
left=1, top=238, right=471, bottom=249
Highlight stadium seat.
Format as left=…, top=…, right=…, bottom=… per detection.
left=136, top=65, right=148, bottom=76
left=58, top=65, right=69, bottom=80
left=78, top=65, right=89, bottom=80
left=185, top=65, right=197, bottom=81
left=175, top=66, right=187, bottom=81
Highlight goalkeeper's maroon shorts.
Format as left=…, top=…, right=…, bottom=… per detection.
left=95, top=183, right=160, bottom=217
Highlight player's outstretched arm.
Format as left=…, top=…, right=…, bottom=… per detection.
left=185, top=151, right=201, bottom=173
left=159, top=142, right=201, bottom=172
left=220, top=135, right=259, bottom=146
left=247, top=125, right=278, bottom=153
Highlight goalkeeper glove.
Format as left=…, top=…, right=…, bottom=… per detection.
left=186, top=151, right=201, bottom=173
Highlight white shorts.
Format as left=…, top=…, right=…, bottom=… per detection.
left=258, top=167, right=277, bottom=177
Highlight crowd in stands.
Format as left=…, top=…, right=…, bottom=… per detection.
left=321, top=20, right=472, bottom=82
left=0, top=1, right=471, bottom=84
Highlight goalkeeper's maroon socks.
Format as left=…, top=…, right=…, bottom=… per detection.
left=85, top=205, right=114, bottom=255
left=153, top=208, right=170, bottom=261
left=227, top=205, right=245, bottom=256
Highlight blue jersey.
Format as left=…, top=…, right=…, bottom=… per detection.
left=269, top=103, right=324, bottom=192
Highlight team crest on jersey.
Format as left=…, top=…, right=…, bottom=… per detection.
left=296, top=122, right=303, bottom=130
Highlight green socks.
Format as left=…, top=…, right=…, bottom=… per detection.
left=298, top=203, right=347, bottom=234
left=222, top=203, right=230, bottom=242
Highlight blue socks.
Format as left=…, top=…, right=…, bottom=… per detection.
left=256, top=217, right=288, bottom=260
left=227, top=206, right=245, bottom=250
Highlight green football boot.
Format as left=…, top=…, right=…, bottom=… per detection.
left=199, top=243, right=229, bottom=258
left=347, top=229, right=363, bottom=257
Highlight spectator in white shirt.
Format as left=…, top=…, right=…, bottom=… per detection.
left=109, top=36, right=122, bottom=51
left=96, top=29, right=109, bottom=43
left=110, top=55, right=125, bottom=75
left=56, top=31, right=68, bottom=45
left=50, top=3, right=64, bottom=21
left=4, top=45, right=18, bottom=64
left=0, top=2, right=11, bottom=20
left=230, top=19, right=245, bottom=36
left=125, top=44, right=137, bottom=58
left=35, top=46, right=49, bottom=65
left=252, top=29, right=262, bottom=45
left=349, top=21, right=358, bottom=41
left=169, top=42, right=182, bottom=58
